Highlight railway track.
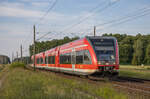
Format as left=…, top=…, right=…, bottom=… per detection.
left=26, top=65, right=150, bottom=99
left=112, top=77, right=150, bottom=91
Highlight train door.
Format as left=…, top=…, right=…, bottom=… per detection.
left=56, top=47, right=60, bottom=72
left=72, top=48, right=76, bottom=72
left=45, top=55, right=48, bottom=67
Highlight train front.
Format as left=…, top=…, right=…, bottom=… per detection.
left=88, top=36, right=119, bottom=77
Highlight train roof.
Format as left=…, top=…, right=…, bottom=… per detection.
left=85, top=36, right=117, bottom=40
left=33, top=36, right=117, bottom=56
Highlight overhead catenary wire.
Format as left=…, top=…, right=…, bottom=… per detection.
left=37, top=0, right=120, bottom=41
left=60, top=0, right=107, bottom=32
left=79, top=7, right=150, bottom=34
left=96, top=8, right=150, bottom=32
left=35, top=0, right=58, bottom=26
left=61, top=0, right=121, bottom=33
left=23, top=0, right=55, bottom=45
left=96, top=7, right=150, bottom=27
left=36, top=32, right=52, bottom=41
left=22, top=0, right=150, bottom=56
left=22, top=0, right=58, bottom=57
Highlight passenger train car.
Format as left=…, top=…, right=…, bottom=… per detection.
left=31, top=36, right=119, bottom=77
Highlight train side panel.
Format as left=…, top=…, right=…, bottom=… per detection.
left=31, top=36, right=119, bottom=76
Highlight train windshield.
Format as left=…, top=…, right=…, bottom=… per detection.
left=89, top=38, right=115, bottom=61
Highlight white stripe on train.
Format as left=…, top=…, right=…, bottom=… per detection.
left=60, top=44, right=88, bottom=53
left=30, top=65, right=97, bottom=75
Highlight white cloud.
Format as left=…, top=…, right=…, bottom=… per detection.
left=0, top=6, right=43, bottom=18
left=0, top=2, right=25, bottom=8
left=31, top=2, right=49, bottom=7
left=110, top=0, right=120, bottom=3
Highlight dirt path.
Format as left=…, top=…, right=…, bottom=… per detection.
left=0, top=79, right=2, bottom=88
left=0, top=74, right=6, bottom=89
left=0, top=66, right=9, bottom=90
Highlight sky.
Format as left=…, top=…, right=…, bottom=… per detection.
left=0, top=0, right=150, bottom=60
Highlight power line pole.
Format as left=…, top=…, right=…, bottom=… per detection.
left=94, top=26, right=96, bottom=37
left=20, top=44, right=23, bottom=62
left=16, top=51, right=18, bottom=62
left=12, top=52, right=14, bottom=63
left=33, top=25, right=36, bottom=71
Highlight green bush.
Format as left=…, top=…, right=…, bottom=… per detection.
left=147, top=67, right=150, bottom=70
left=0, top=65, right=5, bottom=72
left=10, top=62, right=25, bottom=68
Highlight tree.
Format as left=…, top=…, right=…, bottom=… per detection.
left=132, top=38, right=144, bottom=65
left=29, top=36, right=79, bottom=56
left=144, top=44, right=150, bottom=64
left=119, top=44, right=132, bottom=64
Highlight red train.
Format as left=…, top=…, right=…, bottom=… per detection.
left=31, top=36, right=119, bottom=77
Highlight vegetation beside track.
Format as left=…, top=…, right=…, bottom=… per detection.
left=0, top=66, right=127, bottom=99
left=10, top=62, right=25, bottom=69
left=119, top=65, right=150, bottom=80
left=0, top=64, right=5, bottom=72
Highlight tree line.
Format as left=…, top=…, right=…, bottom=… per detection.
left=29, top=33, right=150, bottom=65
left=103, top=33, right=150, bottom=65
left=29, top=36, right=79, bottom=56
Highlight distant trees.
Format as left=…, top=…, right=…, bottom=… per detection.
left=132, top=38, right=144, bottom=65
left=29, top=34, right=150, bottom=65
left=29, top=36, right=79, bottom=56
left=145, top=44, right=150, bottom=64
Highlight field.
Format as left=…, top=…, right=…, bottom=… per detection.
left=0, top=64, right=150, bottom=99
left=0, top=65, right=127, bottom=99
left=119, top=65, right=150, bottom=80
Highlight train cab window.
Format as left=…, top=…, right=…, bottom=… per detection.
left=76, top=51, right=84, bottom=64
left=60, top=53, right=71, bottom=64
left=83, top=50, right=92, bottom=64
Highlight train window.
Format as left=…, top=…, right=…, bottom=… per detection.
left=40, top=58, right=43, bottom=64
left=39, top=58, right=41, bottom=64
left=48, top=56, right=50, bottom=64
left=60, top=53, right=71, bottom=64
left=48, top=56, right=55, bottom=64
left=51, top=56, right=55, bottom=64
left=38, top=58, right=40, bottom=64
left=76, top=50, right=92, bottom=64
left=36, top=58, right=39, bottom=64
left=76, top=51, right=84, bottom=64
left=71, top=52, right=76, bottom=64
left=45, top=56, right=48, bottom=64
left=83, top=50, right=92, bottom=64
left=36, top=58, right=38, bottom=64
left=31, top=59, right=33, bottom=64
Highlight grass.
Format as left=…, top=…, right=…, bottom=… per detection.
left=120, top=65, right=150, bottom=70
left=119, top=65, right=150, bottom=80
left=0, top=64, right=5, bottom=72
left=0, top=66, right=127, bottom=99
left=10, top=62, right=25, bottom=69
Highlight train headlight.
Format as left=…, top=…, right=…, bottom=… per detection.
left=106, top=63, right=109, bottom=65
left=98, top=61, right=101, bottom=64
left=113, top=62, right=116, bottom=65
